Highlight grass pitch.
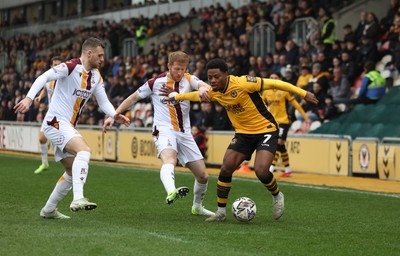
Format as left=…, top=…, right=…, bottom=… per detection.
left=0, top=153, right=399, bottom=256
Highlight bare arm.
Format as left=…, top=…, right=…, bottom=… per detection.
left=116, top=91, right=142, bottom=113
left=102, top=91, right=142, bottom=133
left=34, top=88, right=48, bottom=107
left=198, top=81, right=211, bottom=102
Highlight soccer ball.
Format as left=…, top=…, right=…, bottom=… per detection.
left=232, top=197, right=256, bottom=222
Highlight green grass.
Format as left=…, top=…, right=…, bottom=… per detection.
left=0, top=153, right=399, bottom=256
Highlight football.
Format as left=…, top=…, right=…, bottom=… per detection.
left=232, top=197, right=256, bottom=222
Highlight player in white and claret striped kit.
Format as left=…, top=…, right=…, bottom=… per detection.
left=15, top=37, right=130, bottom=219
left=33, top=56, right=62, bottom=174
left=103, top=51, right=214, bottom=217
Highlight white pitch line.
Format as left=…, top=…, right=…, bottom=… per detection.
left=145, top=231, right=191, bottom=243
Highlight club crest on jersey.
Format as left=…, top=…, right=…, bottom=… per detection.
left=246, top=76, right=257, bottom=83
left=230, top=90, right=238, bottom=98
left=53, top=63, right=65, bottom=73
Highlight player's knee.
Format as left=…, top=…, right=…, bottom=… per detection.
left=196, top=172, right=209, bottom=183
left=76, top=151, right=91, bottom=162
left=65, top=169, right=73, bottom=176
left=221, top=164, right=235, bottom=176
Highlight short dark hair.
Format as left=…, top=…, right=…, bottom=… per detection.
left=364, top=61, right=375, bottom=72
left=82, top=37, right=105, bottom=53
left=206, top=58, right=228, bottom=72
left=51, top=56, right=62, bottom=63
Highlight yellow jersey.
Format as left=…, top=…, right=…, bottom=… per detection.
left=175, top=75, right=307, bottom=134
left=262, top=89, right=308, bottom=124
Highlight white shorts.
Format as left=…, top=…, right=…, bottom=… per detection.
left=153, top=127, right=203, bottom=167
left=43, top=118, right=80, bottom=162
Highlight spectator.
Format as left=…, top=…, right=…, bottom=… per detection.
left=357, top=36, right=379, bottom=68
left=307, top=62, right=330, bottom=93
left=363, top=12, right=381, bottom=43
left=340, top=50, right=359, bottom=84
left=329, top=66, right=351, bottom=107
left=318, top=6, right=335, bottom=53
left=296, top=65, right=313, bottom=89
left=285, top=39, right=299, bottom=66
left=283, top=65, right=298, bottom=85
left=195, top=102, right=214, bottom=130
left=211, top=102, right=232, bottom=131
left=322, top=95, right=338, bottom=121
left=191, top=125, right=207, bottom=158
left=381, top=0, right=400, bottom=32
left=350, top=61, right=386, bottom=106
left=343, top=24, right=357, bottom=44
left=297, top=82, right=327, bottom=122
left=355, top=11, right=368, bottom=43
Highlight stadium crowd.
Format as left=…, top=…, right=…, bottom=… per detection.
left=1, top=0, right=399, bottom=133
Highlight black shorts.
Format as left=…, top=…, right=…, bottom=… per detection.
left=227, top=131, right=279, bottom=160
left=278, top=123, right=289, bottom=141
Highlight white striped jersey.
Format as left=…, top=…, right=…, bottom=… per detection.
left=137, top=72, right=201, bottom=133
left=45, top=80, right=56, bottom=103
left=42, top=58, right=112, bottom=127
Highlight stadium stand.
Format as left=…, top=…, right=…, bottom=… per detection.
left=311, top=86, right=400, bottom=139
left=1, top=0, right=399, bottom=139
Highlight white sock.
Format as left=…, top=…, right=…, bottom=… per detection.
left=40, top=143, right=49, bottom=166
left=72, top=151, right=90, bottom=201
left=43, top=172, right=72, bottom=212
left=269, top=164, right=275, bottom=173
left=285, top=166, right=291, bottom=173
left=160, top=164, right=176, bottom=194
left=217, top=207, right=226, bottom=215
left=193, top=180, right=207, bottom=208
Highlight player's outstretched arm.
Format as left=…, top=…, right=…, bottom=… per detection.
left=15, top=69, right=58, bottom=113
left=116, top=91, right=141, bottom=114
left=159, top=86, right=202, bottom=102
left=263, top=78, right=318, bottom=105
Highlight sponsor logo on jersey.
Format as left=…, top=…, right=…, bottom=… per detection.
left=246, top=76, right=257, bottom=83
left=226, top=103, right=245, bottom=114
left=72, top=88, right=92, bottom=99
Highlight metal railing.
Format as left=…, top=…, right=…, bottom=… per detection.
left=290, top=17, right=319, bottom=47
left=249, top=22, right=275, bottom=57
